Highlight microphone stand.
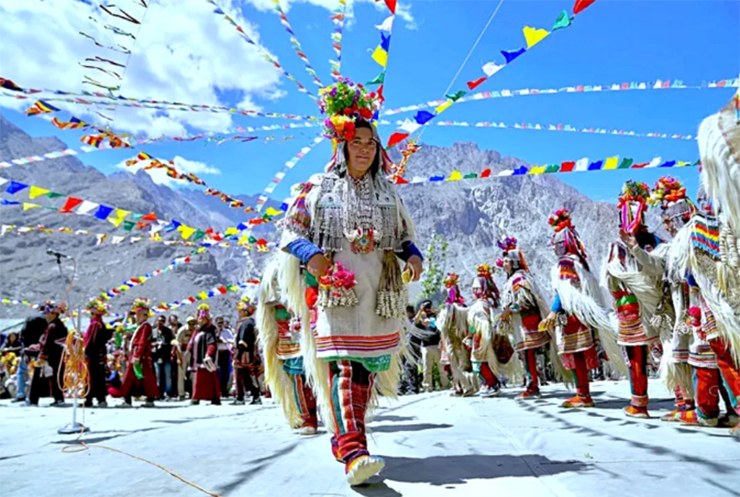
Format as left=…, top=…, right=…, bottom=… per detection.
left=54, top=252, right=89, bottom=435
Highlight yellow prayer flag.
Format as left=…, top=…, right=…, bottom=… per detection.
left=198, top=291, right=209, bottom=300
left=435, top=100, right=453, bottom=114
left=114, top=208, right=130, bottom=221
left=28, top=186, right=49, bottom=199
left=238, top=235, right=249, bottom=245
left=22, top=203, right=41, bottom=211
left=676, top=161, right=689, bottom=168
left=179, top=225, right=197, bottom=240
left=196, top=247, right=206, bottom=253
left=108, top=217, right=124, bottom=227
left=371, top=46, right=388, bottom=68
left=523, top=26, right=550, bottom=49
left=604, top=156, right=619, bottom=170
left=225, top=227, right=239, bottom=236
left=265, top=207, right=284, bottom=217
left=528, top=166, right=546, bottom=175
left=446, top=171, right=463, bottom=182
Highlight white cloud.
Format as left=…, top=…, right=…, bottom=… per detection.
left=0, top=0, right=282, bottom=137
left=245, top=0, right=416, bottom=29
left=116, top=155, right=221, bottom=188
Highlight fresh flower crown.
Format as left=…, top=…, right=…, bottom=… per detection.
left=548, top=209, right=573, bottom=232
left=131, top=298, right=150, bottom=311
left=648, top=176, right=689, bottom=208
left=496, top=236, right=518, bottom=252
left=86, top=300, right=109, bottom=313
left=443, top=273, right=460, bottom=288
left=42, top=300, right=67, bottom=314
left=319, top=78, right=380, bottom=143
left=619, top=180, right=651, bottom=204
left=236, top=295, right=252, bottom=310
left=476, top=264, right=493, bottom=278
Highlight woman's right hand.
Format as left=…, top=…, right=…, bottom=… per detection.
left=307, top=253, right=332, bottom=277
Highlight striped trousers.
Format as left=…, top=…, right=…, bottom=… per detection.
left=328, top=360, right=373, bottom=465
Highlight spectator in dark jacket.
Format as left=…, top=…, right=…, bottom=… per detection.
left=152, top=315, right=175, bottom=400
left=416, top=300, right=449, bottom=392
left=13, top=311, right=47, bottom=402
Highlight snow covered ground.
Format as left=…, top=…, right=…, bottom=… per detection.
left=1, top=379, right=738, bottom=497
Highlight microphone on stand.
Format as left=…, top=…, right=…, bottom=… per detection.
left=46, top=249, right=71, bottom=259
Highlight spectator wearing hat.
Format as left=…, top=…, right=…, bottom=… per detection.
left=28, top=301, right=68, bottom=406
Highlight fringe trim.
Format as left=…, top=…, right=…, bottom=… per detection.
left=257, top=260, right=302, bottom=428
left=551, top=261, right=628, bottom=376
left=659, top=349, right=695, bottom=399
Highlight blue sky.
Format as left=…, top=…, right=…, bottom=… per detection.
left=2, top=0, right=738, bottom=205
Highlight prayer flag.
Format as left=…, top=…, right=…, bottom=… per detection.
left=22, top=203, right=40, bottom=211
left=523, top=26, right=550, bottom=48
left=588, top=160, right=603, bottom=171
left=435, top=100, right=453, bottom=114
left=387, top=132, right=409, bottom=149
left=414, top=111, right=435, bottom=125
left=367, top=72, right=385, bottom=85
left=604, top=156, right=619, bottom=170
left=573, top=0, right=598, bottom=15
left=552, top=11, right=572, bottom=30
left=371, top=46, right=388, bottom=67
left=445, top=91, right=466, bottom=102
left=6, top=181, right=28, bottom=195
left=94, top=205, right=114, bottom=220
left=446, top=171, right=463, bottom=181
left=501, top=48, right=526, bottom=64
left=25, top=100, right=60, bottom=116
left=384, top=0, right=396, bottom=14
left=467, top=77, right=487, bottom=90
left=59, top=197, right=83, bottom=213
left=482, top=62, right=503, bottom=77
left=28, top=186, right=49, bottom=199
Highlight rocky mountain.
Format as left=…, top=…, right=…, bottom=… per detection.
left=0, top=112, right=624, bottom=323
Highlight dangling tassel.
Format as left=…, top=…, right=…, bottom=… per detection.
left=318, top=262, right=359, bottom=308
left=376, top=250, right=408, bottom=319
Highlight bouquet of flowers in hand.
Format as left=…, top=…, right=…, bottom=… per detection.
left=318, top=262, right=360, bottom=308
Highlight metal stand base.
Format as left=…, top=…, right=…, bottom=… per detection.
left=58, top=422, right=89, bottom=435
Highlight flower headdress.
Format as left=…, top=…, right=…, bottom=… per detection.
left=618, top=180, right=651, bottom=234
left=318, top=77, right=393, bottom=174
left=648, top=176, right=696, bottom=224
left=443, top=272, right=464, bottom=305
left=131, top=298, right=150, bottom=312
left=236, top=295, right=253, bottom=311
left=42, top=300, right=67, bottom=314
left=549, top=209, right=589, bottom=262
left=86, top=300, right=109, bottom=315
left=495, top=236, right=529, bottom=272
left=473, top=264, right=499, bottom=302
left=197, top=303, right=210, bottom=319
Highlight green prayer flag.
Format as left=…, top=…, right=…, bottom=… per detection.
left=552, top=10, right=572, bottom=31
left=193, top=229, right=206, bottom=241
left=367, top=72, right=385, bottom=85
left=122, top=220, right=135, bottom=232
left=545, top=164, right=560, bottom=173
left=46, top=192, right=65, bottom=199
left=445, top=90, right=467, bottom=102
left=618, top=158, right=634, bottom=169
left=248, top=235, right=257, bottom=244
left=463, top=173, right=478, bottom=179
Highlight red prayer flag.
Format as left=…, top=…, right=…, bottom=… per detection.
left=573, top=0, right=597, bottom=14
left=384, top=0, right=397, bottom=14
left=142, top=212, right=157, bottom=221
left=217, top=286, right=228, bottom=295
left=393, top=175, right=409, bottom=185
left=632, top=162, right=649, bottom=169
left=387, top=132, right=409, bottom=149
left=481, top=168, right=492, bottom=178
left=467, top=77, right=487, bottom=90
left=560, top=161, right=576, bottom=172
left=59, top=197, right=83, bottom=213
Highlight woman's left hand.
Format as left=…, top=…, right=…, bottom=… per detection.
left=406, top=255, right=423, bottom=282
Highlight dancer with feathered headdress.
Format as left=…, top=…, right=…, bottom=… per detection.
left=603, top=181, right=669, bottom=418
left=278, top=77, right=423, bottom=484
left=497, top=237, right=558, bottom=399
left=437, top=273, right=478, bottom=397
left=542, top=210, right=626, bottom=409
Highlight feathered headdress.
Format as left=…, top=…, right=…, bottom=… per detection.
left=549, top=209, right=589, bottom=262
left=318, top=77, right=393, bottom=174
left=648, top=176, right=696, bottom=224
left=85, top=300, right=109, bottom=315
left=443, top=273, right=464, bottom=305
left=618, top=180, right=651, bottom=234
left=42, top=300, right=67, bottom=314
left=495, top=236, right=529, bottom=272
left=131, top=298, right=150, bottom=312
left=472, top=264, right=499, bottom=302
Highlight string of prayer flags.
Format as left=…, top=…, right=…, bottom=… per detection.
left=99, top=4, right=142, bottom=24
left=150, top=281, right=259, bottom=315
left=329, top=0, right=348, bottom=80
left=272, top=0, right=323, bottom=88
left=428, top=119, right=697, bottom=141
left=367, top=2, right=396, bottom=109
left=51, top=117, right=90, bottom=130
left=387, top=4, right=586, bottom=151
left=25, top=100, right=60, bottom=116
left=79, top=32, right=132, bottom=54
left=207, top=0, right=316, bottom=102
left=94, top=247, right=208, bottom=302
left=393, top=155, right=699, bottom=186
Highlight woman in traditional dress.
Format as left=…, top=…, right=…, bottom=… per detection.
left=498, top=237, right=556, bottom=399
left=542, top=210, right=626, bottom=408
left=603, top=181, right=666, bottom=418
left=278, top=78, right=423, bottom=485
left=189, top=303, right=221, bottom=406
left=257, top=259, right=318, bottom=434
left=437, top=273, right=478, bottom=397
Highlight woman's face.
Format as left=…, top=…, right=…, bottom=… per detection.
left=503, top=259, right=513, bottom=274
left=346, top=127, right=378, bottom=177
